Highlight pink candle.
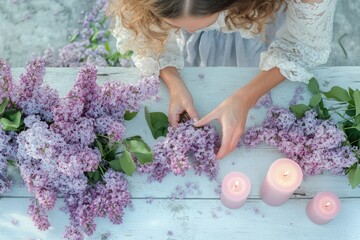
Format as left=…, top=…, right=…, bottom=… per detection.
left=306, top=192, right=341, bottom=224
left=260, top=158, right=303, bottom=206
left=220, top=172, right=251, bottom=209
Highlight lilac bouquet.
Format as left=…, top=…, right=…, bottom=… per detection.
left=143, top=112, right=220, bottom=182
left=0, top=58, right=159, bottom=239
left=243, top=77, right=360, bottom=188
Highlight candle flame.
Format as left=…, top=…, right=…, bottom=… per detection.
left=283, top=171, right=290, bottom=177
left=325, top=202, right=331, bottom=208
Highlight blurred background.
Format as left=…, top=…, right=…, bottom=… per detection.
left=0, top=0, right=359, bottom=67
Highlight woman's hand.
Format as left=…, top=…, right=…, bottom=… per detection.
left=194, top=89, right=255, bottom=159
left=160, top=67, right=199, bottom=127
left=194, top=68, right=287, bottom=159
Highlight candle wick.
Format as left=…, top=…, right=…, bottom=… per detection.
left=325, top=202, right=331, bottom=208
left=232, top=181, right=239, bottom=191
left=283, top=171, right=290, bottom=177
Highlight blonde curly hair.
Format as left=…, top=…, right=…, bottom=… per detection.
left=107, top=0, right=285, bottom=55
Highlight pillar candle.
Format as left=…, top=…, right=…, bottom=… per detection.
left=260, top=158, right=303, bottom=206
left=220, top=172, right=251, bottom=209
left=306, top=192, right=341, bottom=224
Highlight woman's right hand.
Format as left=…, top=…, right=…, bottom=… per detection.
left=160, top=67, right=199, bottom=127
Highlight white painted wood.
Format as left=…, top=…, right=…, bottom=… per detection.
left=0, top=198, right=359, bottom=240
left=2, top=67, right=360, bottom=239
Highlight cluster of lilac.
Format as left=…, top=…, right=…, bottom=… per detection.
left=243, top=106, right=358, bottom=175
left=0, top=58, right=159, bottom=239
left=146, top=120, right=220, bottom=182
left=0, top=60, right=16, bottom=193
left=41, top=0, right=134, bottom=67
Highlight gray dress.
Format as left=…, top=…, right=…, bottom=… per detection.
left=181, top=10, right=286, bottom=68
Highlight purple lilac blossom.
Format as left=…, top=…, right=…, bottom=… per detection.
left=63, top=170, right=131, bottom=239
left=254, top=92, right=273, bottom=109
left=0, top=128, right=17, bottom=194
left=40, top=0, right=113, bottom=67
left=243, top=106, right=357, bottom=175
left=149, top=120, right=219, bottom=182
left=4, top=60, right=160, bottom=238
left=289, top=85, right=304, bottom=106
left=0, top=59, right=13, bottom=100
left=11, top=58, right=60, bottom=122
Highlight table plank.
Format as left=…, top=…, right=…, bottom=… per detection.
left=0, top=198, right=359, bottom=240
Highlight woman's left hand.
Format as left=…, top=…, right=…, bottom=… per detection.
left=193, top=89, right=255, bottom=160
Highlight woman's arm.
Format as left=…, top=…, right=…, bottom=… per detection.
left=194, top=67, right=285, bottom=159
left=160, top=66, right=199, bottom=127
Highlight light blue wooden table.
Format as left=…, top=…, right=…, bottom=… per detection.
left=1, top=67, right=360, bottom=240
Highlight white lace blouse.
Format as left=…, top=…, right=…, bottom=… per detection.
left=112, top=0, right=337, bottom=83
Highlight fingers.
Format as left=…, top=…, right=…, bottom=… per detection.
left=216, top=123, right=245, bottom=160
left=193, top=111, right=217, bottom=127
left=168, top=111, right=180, bottom=128
left=216, top=124, right=231, bottom=160
left=186, top=107, right=199, bottom=123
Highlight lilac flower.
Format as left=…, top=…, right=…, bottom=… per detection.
left=0, top=59, right=13, bottom=100
left=255, top=92, right=273, bottom=109
left=63, top=170, right=131, bottom=238
left=289, top=85, right=304, bottom=106
left=51, top=118, right=96, bottom=147
left=63, top=226, right=84, bottom=240
left=18, top=121, right=66, bottom=164
left=28, top=198, right=50, bottom=231
left=101, top=76, right=160, bottom=119
left=149, top=120, right=219, bottom=182
left=0, top=174, right=12, bottom=194
left=243, top=106, right=357, bottom=175
left=11, top=58, right=60, bottom=122
left=56, top=145, right=101, bottom=177
left=94, top=116, right=126, bottom=141
left=40, top=0, right=112, bottom=68
left=52, top=97, right=84, bottom=123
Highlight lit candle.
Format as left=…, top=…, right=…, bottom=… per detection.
left=306, top=192, right=341, bottom=224
left=260, top=158, right=303, bottom=206
left=220, top=172, right=251, bottom=209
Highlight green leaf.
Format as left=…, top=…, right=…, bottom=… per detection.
left=343, top=122, right=360, bottom=147
left=308, top=78, right=320, bottom=94
left=145, top=106, right=169, bottom=139
left=93, top=170, right=101, bottom=183
left=95, top=139, right=105, bottom=157
left=109, top=158, right=122, bottom=171
left=126, top=138, right=153, bottom=165
left=119, top=150, right=136, bottom=176
left=99, top=15, right=107, bottom=25
left=289, top=104, right=309, bottom=118
left=353, top=90, right=360, bottom=117
left=104, top=42, right=111, bottom=54
left=348, top=165, right=360, bottom=189
left=309, top=94, right=322, bottom=107
left=124, top=111, right=138, bottom=121
left=69, top=33, right=79, bottom=43
left=1, top=110, right=22, bottom=131
left=0, top=98, right=9, bottom=115
left=7, top=159, right=17, bottom=167
left=349, top=87, right=355, bottom=98
left=90, top=30, right=100, bottom=43
left=105, top=142, right=121, bottom=161
left=323, top=86, right=352, bottom=102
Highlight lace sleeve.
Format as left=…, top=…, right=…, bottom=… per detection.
left=259, top=0, right=337, bottom=83
left=158, top=29, right=185, bottom=72
left=112, top=17, right=183, bottom=76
